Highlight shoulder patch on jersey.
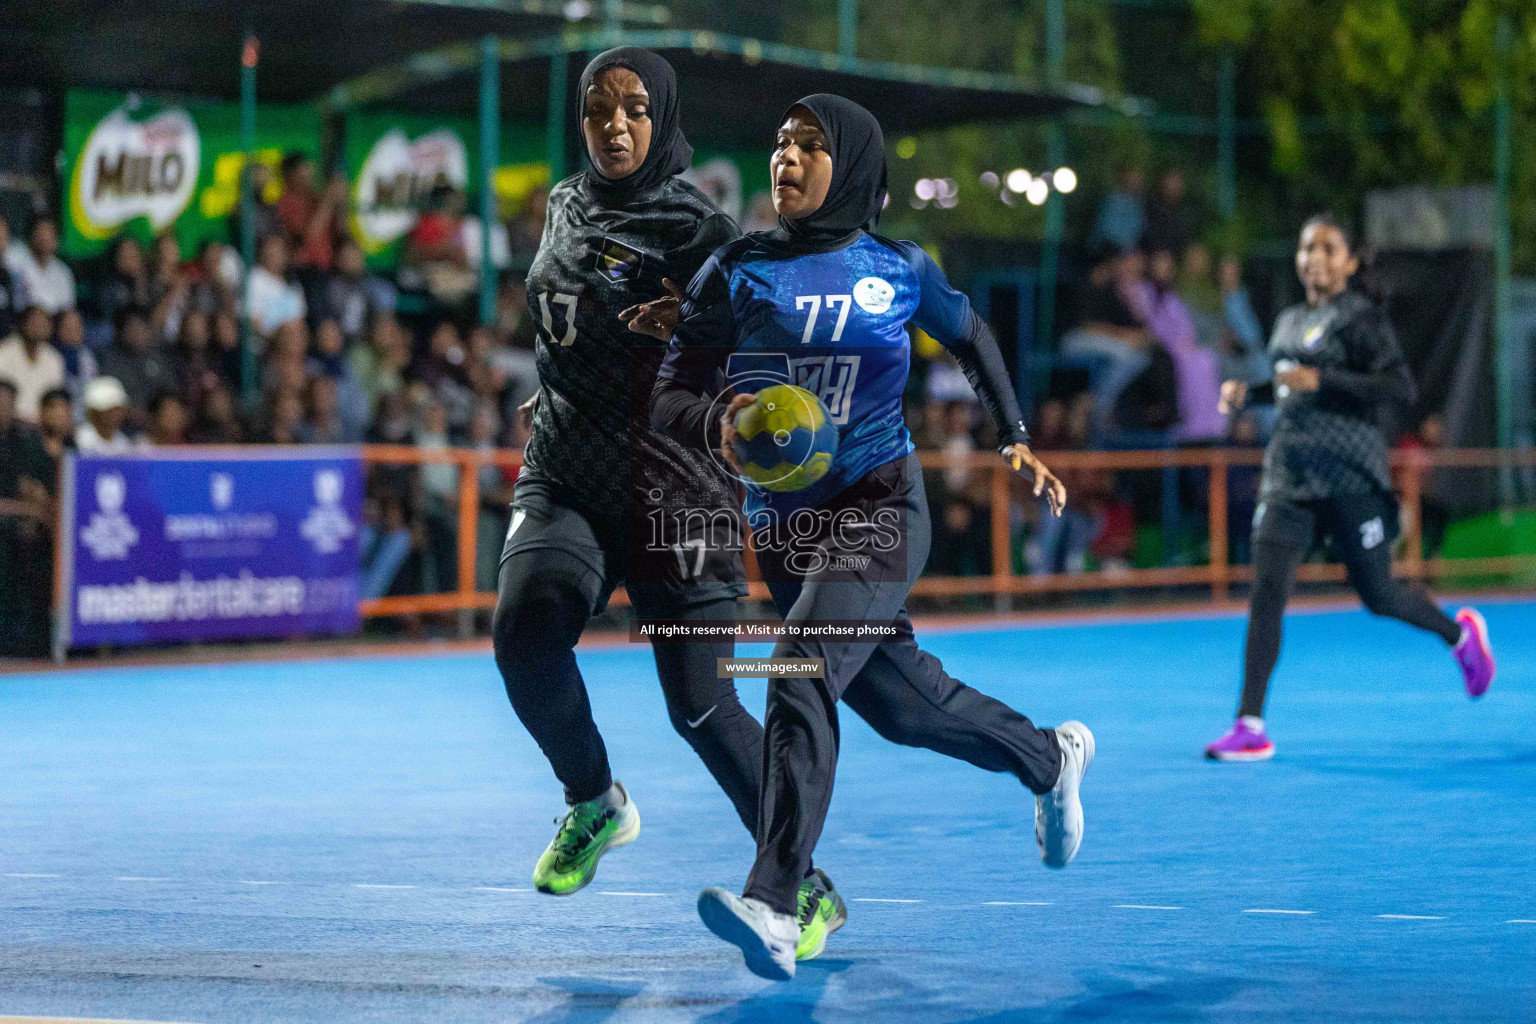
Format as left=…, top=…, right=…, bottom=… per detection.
left=854, top=276, right=895, bottom=314
left=595, top=237, right=646, bottom=281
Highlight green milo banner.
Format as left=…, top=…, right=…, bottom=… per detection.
left=62, top=88, right=770, bottom=270
left=343, top=111, right=548, bottom=270
left=63, top=90, right=321, bottom=260
left=340, top=113, right=768, bottom=270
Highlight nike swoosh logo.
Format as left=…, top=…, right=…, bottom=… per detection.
left=506, top=509, right=527, bottom=541
left=686, top=706, right=718, bottom=729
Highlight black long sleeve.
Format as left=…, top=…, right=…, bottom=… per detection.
left=649, top=246, right=740, bottom=452
left=651, top=372, right=725, bottom=452
left=946, top=309, right=1030, bottom=450
left=1318, top=362, right=1416, bottom=410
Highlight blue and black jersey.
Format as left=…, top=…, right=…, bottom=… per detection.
left=654, top=231, right=1028, bottom=521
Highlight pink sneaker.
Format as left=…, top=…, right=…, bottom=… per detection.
left=1204, top=718, right=1275, bottom=762
left=1453, top=607, right=1495, bottom=698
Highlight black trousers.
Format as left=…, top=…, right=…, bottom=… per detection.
left=492, top=480, right=760, bottom=836
left=1239, top=491, right=1462, bottom=719
left=743, top=454, right=1062, bottom=916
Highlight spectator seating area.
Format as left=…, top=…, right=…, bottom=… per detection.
left=0, top=155, right=1456, bottom=652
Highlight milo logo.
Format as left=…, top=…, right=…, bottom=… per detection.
left=69, top=106, right=200, bottom=241
left=350, top=128, right=468, bottom=253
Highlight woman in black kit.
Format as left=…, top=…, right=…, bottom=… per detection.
left=1206, top=214, right=1495, bottom=762
left=492, top=50, right=852, bottom=945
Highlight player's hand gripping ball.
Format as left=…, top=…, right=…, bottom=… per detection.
left=729, top=384, right=839, bottom=492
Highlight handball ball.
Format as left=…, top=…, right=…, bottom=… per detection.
left=729, top=384, right=838, bottom=492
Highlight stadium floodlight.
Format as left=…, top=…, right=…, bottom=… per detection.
left=979, top=171, right=999, bottom=188
left=1005, top=168, right=1031, bottom=193
left=1025, top=178, right=1049, bottom=205
left=936, top=178, right=957, bottom=199
left=910, top=197, right=928, bottom=210
left=915, top=178, right=937, bottom=201
left=937, top=193, right=959, bottom=209
left=1052, top=167, right=1078, bottom=194
left=896, top=138, right=918, bottom=160
left=563, top=0, right=592, bottom=20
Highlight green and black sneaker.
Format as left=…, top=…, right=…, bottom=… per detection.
left=794, top=867, right=848, bottom=961
left=531, top=781, right=640, bottom=896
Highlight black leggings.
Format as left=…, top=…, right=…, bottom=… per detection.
left=743, top=455, right=1062, bottom=915
left=492, top=536, right=761, bottom=835
left=1239, top=495, right=1461, bottom=719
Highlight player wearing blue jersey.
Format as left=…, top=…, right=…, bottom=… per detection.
left=640, top=94, right=1095, bottom=980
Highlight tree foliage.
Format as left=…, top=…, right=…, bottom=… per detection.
left=1192, top=0, right=1536, bottom=267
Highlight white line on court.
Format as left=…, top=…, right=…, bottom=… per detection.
left=1113, top=904, right=1184, bottom=911
left=0, top=1016, right=208, bottom=1023
left=17, top=872, right=1531, bottom=927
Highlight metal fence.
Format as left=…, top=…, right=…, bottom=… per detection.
left=357, top=445, right=1536, bottom=621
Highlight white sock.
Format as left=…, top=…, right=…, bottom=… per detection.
left=1239, top=715, right=1265, bottom=733
left=595, top=781, right=627, bottom=810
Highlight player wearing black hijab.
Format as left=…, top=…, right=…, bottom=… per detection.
left=641, top=95, right=1092, bottom=980
left=1206, top=214, right=1496, bottom=762
left=495, top=52, right=846, bottom=941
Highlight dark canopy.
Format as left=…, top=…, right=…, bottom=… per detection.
left=391, top=43, right=1084, bottom=149
left=0, top=0, right=562, bottom=102
left=0, top=5, right=1086, bottom=148
left=3, top=1, right=1081, bottom=141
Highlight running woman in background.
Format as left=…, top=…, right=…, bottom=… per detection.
left=643, top=94, right=1092, bottom=981
left=496, top=49, right=845, bottom=953
left=1206, top=214, right=1495, bottom=762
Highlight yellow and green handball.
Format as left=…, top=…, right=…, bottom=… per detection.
left=729, top=384, right=840, bottom=493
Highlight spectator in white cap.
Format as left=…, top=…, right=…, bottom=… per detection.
left=76, top=376, right=138, bottom=452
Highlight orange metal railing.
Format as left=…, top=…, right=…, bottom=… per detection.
left=359, top=444, right=526, bottom=619
left=357, top=445, right=1536, bottom=619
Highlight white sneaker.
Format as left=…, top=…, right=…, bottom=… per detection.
left=698, top=887, right=799, bottom=981
left=1036, top=720, right=1094, bottom=868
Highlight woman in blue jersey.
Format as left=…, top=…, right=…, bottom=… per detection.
left=641, top=94, right=1094, bottom=980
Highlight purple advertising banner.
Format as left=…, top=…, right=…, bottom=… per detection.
left=58, top=448, right=363, bottom=649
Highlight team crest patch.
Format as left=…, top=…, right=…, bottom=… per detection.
left=854, top=276, right=895, bottom=314
left=1302, top=325, right=1324, bottom=350
left=595, top=237, right=645, bottom=281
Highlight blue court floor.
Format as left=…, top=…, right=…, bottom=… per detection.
left=2, top=602, right=1533, bottom=1023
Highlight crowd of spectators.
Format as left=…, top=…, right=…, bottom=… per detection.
left=909, top=162, right=1276, bottom=582
left=0, top=152, right=549, bottom=648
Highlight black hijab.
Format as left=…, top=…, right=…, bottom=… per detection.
left=578, top=47, right=693, bottom=197
left=772, top=94, right=887, bottom=253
